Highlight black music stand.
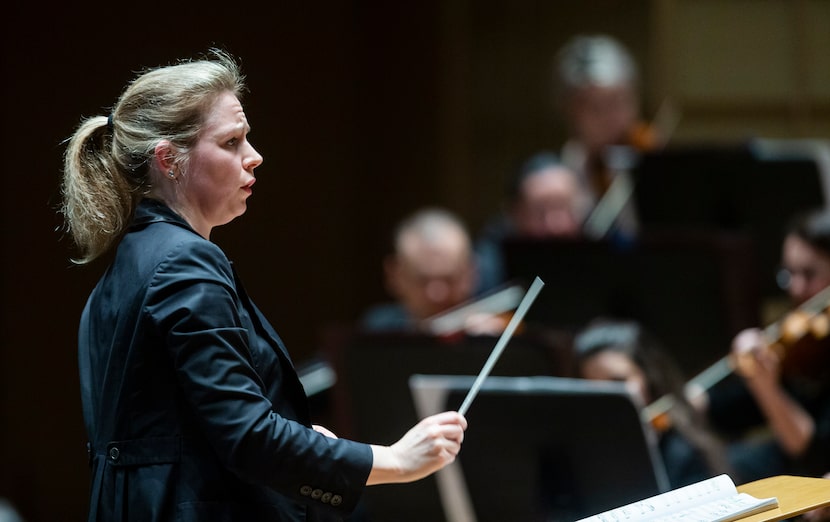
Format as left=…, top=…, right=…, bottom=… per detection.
left=502, top=232, right=759, bottom=377
left=324, top=330, right=570, bottom=522
left=631, top=140, right=827, bottom=299
left=409, top=375, right=670, bottom=522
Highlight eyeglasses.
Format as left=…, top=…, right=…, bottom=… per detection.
left=777, top=266, right=820, bottom=291
left=776, top=268, right=791, bottom=291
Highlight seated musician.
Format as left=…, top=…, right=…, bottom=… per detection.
left=360, top=207, right=506, bottom=336
left=574, top=318, right=731, bottom=489
left=705, top=208, right=830, bottom=483
left=474, top=151, right=589, bottom=293
left=553, top=34, right=664, bottom=239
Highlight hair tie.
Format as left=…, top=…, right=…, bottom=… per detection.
left=106, top=114, right=114, bottom=132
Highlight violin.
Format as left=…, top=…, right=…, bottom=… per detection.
left=643, top=285, right=830, bottom=431
left=419, top=283, right=524, bottom=338
left=758, top=301, right=830, bottom=380
left=626, top=121, right=660, bottom=152
left=582, top=100, right=681, bottom=240
left=636, top=98, right=681, bottom=151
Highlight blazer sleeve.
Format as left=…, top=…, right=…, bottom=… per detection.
left=144, top=238, right=372, bottom=514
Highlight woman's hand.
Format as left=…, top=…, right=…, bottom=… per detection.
left=731, top=328, right=781, bottom=390
left=730, top=328, right=815, bottom=456
left=367, top=411, right=467, bottom=485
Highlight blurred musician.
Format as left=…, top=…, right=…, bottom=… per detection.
left=574, top=318, right=731, bottom=488
left=706, top=208, right=830, bottom=482
left=474, top=151, right=589, bottom=294
left=361, top=207, right=508, bottom=336
left=554, top=34, right=670, bottom=239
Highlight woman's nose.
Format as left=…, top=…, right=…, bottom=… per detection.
left=246, top=143, right=264, bottom=170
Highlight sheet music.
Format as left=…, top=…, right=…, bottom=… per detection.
left=652, top=494, right=778, bottom=522
left=575, top=474, right=778, bottom=522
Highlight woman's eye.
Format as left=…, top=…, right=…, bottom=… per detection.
left=227, top=137, right=239, bottom=146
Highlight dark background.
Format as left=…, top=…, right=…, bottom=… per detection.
left=1, top=1, right=826, bottom=520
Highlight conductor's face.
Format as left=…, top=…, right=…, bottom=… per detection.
left=181, top=92, right=263, bottom=233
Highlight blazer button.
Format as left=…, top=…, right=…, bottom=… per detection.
left=300, top=485, right=313, bottom=496
left=321, top=492, right=333, bottom=504
left=311, top=489, right=323, bottom=500
left=108, top=447, right=120, bottom=462
left=330, top=495, right=343, bottom=506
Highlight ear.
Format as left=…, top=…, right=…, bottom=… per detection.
left=153, top=140, right=178, bottom=173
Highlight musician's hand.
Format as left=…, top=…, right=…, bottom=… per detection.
left=685, top=382, right=709, bottom=414
left=367, top=411, right=467, bottom=485
left=731, top=328, right=781, bottom=389
left=312, top=425, right=338, bottom=439
left=463, top=312, right=509, bottom=336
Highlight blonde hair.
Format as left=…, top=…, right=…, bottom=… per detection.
left=60, top=49, right=245, bottom=263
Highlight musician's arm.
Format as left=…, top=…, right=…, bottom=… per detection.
left=733, top=329, right=816, bottom=456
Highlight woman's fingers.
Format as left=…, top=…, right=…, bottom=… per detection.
left=389, top=411, right=468, bottom=482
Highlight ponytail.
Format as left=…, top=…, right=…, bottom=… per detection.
left=61, top=115, right=146, bottom=264
left=59, top=48, right=244, bottom=264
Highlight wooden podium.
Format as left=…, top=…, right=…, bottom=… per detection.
left=737, top=475, right=830, bottom=521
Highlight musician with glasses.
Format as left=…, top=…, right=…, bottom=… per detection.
left=706, top=208, right=830, bottom=483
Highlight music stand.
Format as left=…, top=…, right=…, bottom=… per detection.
left=326, top=331, right=569, bottom=521
left=502, top=233, right=759, bottom=377
left=409, top=374, right=671, bottom=522
left=632, top=140, right=827, bottom=299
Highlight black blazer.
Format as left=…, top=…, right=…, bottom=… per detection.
left=79, top=199, right=372, bottom=522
